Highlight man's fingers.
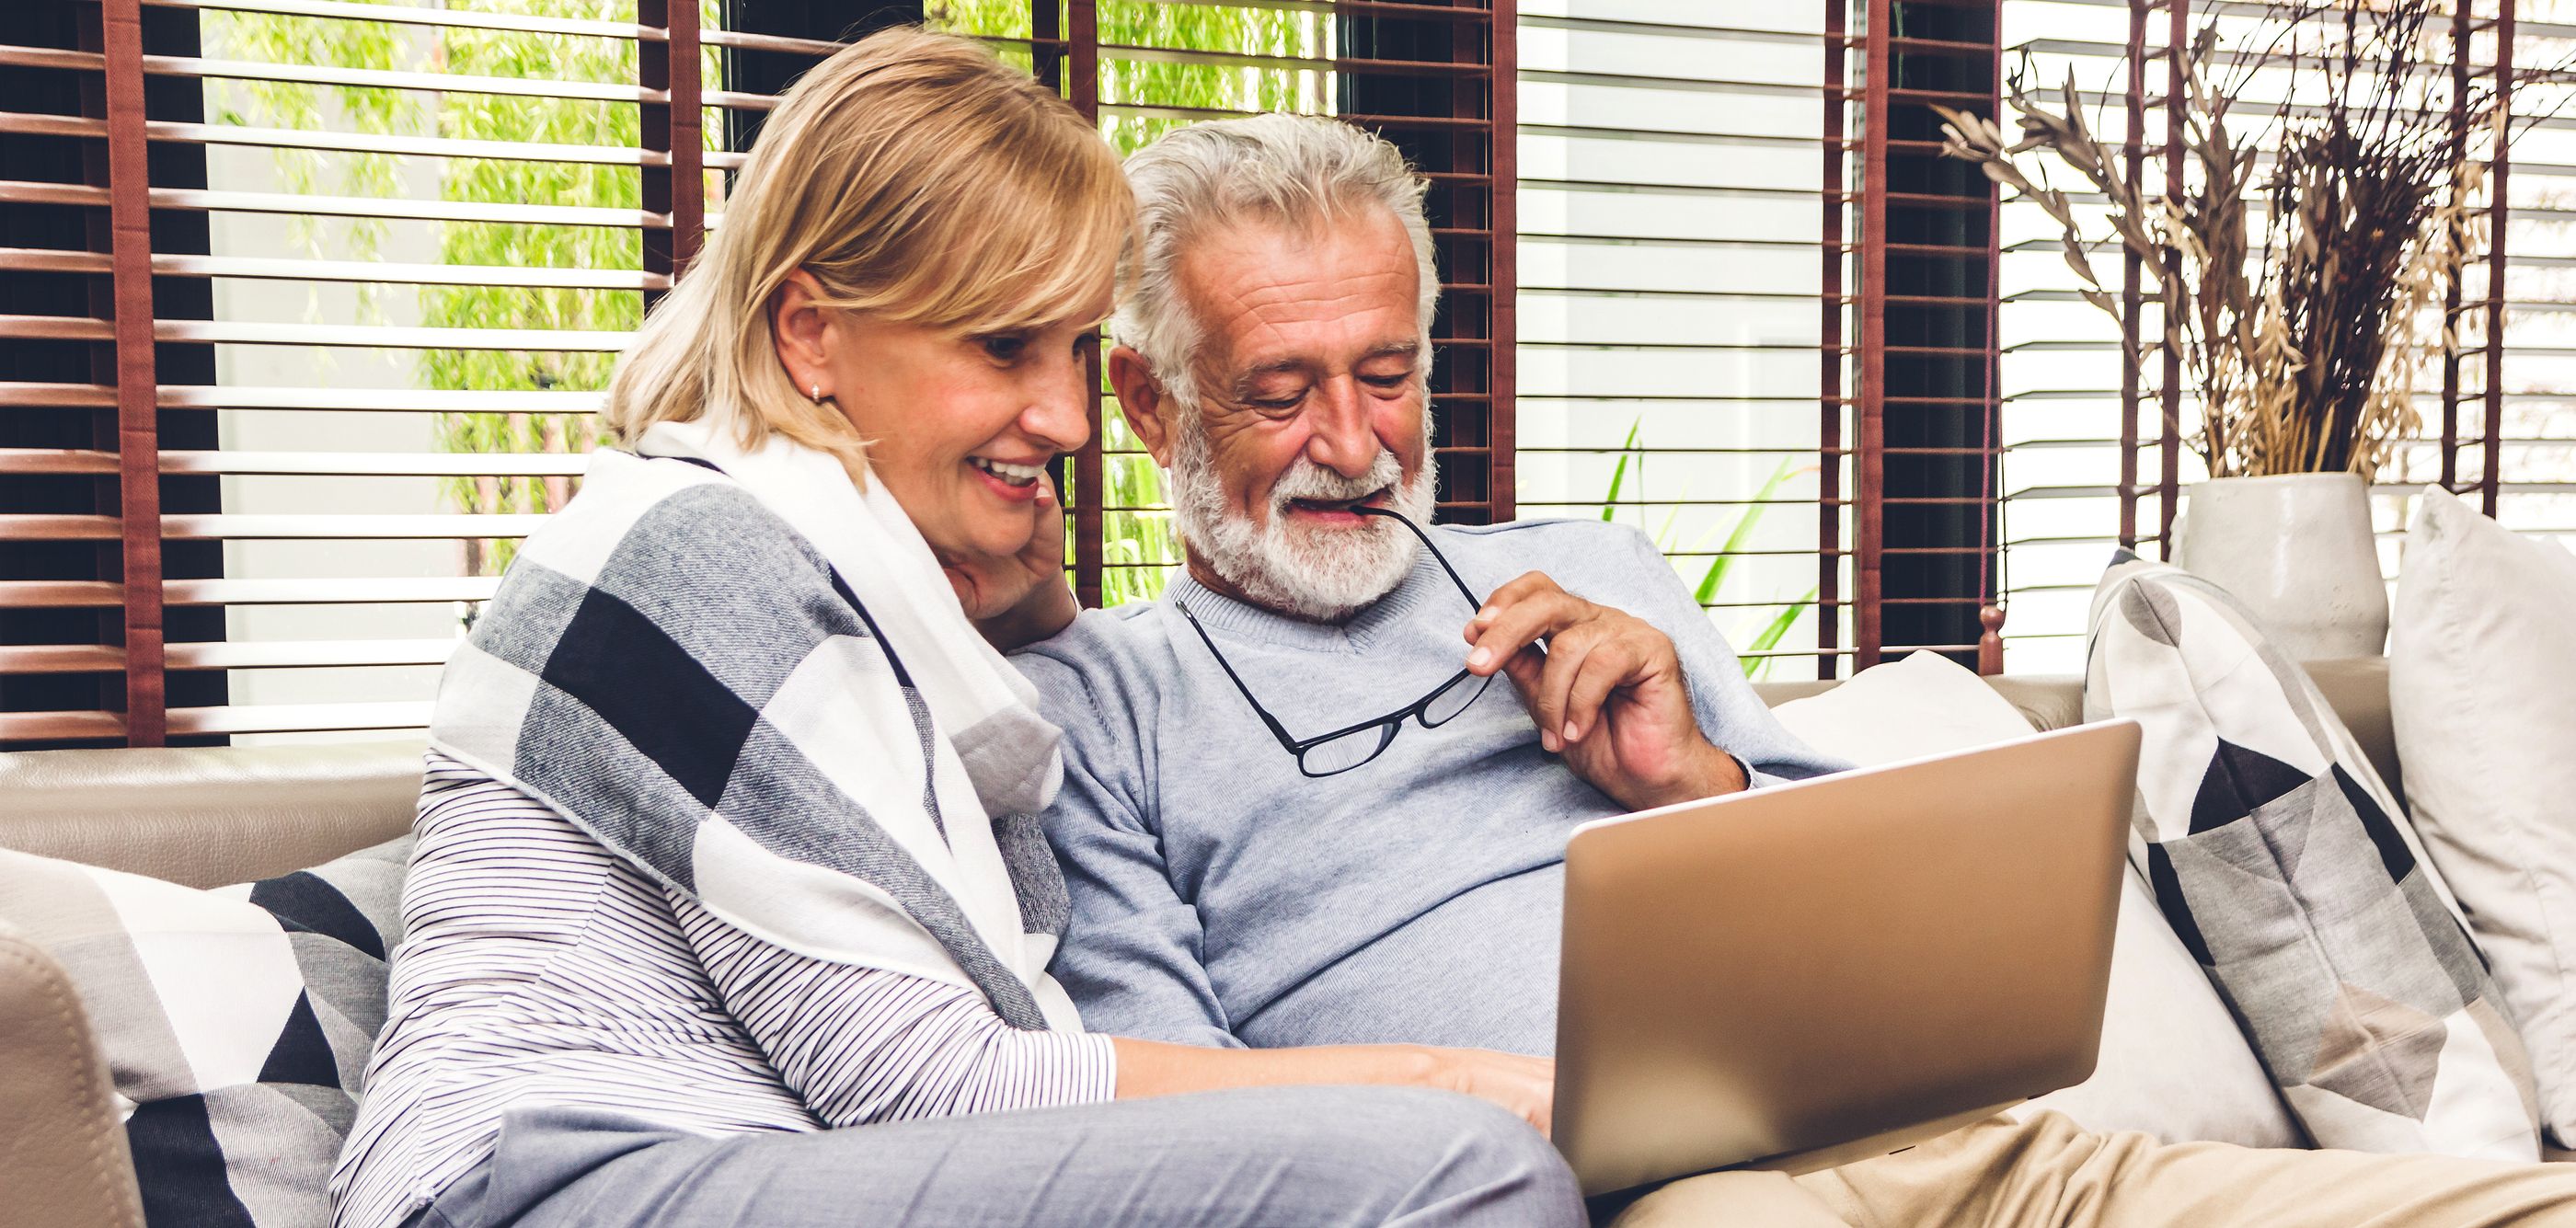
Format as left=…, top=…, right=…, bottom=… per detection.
left=1462, top=572, right=1564, bottom=642
left=1500, top=643, right=1547, bottom=696
left=1527, top=625, right=1603, bottom=752
left=1464, top=591, right=1586, bottom=677
left=1476, top=571, right=1561, bottom=618
left=1558, top=639, right=1638, bottom=744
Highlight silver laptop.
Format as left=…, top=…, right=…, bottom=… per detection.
left=1552, top=719, right=2141, bottom=1197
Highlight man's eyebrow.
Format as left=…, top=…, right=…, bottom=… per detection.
left=1229, top=357, right=1311, bottom=398
left=1226, top=342, right=1422, bottom=398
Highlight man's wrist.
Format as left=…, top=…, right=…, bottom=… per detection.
left=1622, top=740, right=1749, bottom=810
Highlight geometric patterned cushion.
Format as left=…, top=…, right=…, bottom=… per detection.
left=0, top=836, right=411, bottom=1227
left=2083, top=549, right=2540, bottom=1159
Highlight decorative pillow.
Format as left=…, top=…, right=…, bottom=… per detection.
left=2084, top=549, right=2539, bottom=1159
left=2391, top=485, right=2576, bottom=1146
left=1771, top=650, right=2301, bottom=1149
left=0, top=836, right=411, bottom=1227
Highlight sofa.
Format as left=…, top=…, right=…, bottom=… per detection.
left=0, top=663, right=2410, bottom=1228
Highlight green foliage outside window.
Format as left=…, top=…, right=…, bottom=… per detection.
left=1593, top=419, right=1816, bottom=679
left=207, top=0, right=716, bottom=579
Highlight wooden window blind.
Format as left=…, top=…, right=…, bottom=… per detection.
left=0, top=0, right=1513, bottom=748
left=1513, top=0, right=2004, bottom=681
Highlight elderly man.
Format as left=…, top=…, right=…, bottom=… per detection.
left=999, top=114, right=2576, bottom=1225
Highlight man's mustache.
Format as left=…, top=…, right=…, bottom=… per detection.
left=1269, top=453, right=1404, bottom=509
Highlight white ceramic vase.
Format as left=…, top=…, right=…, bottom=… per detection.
left=2173, top=472, right=2388, bottom=659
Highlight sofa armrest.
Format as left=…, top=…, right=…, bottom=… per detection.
left=0, top=917, right=144, bottom=1228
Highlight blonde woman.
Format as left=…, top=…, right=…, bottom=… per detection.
left=328, top=27, right=1577, bottom=1228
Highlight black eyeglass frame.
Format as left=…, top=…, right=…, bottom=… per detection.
left=1175, top=507, right=1492, bottom=778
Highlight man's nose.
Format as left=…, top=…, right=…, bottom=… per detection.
left=1302, top=376, right=1378, bottom=478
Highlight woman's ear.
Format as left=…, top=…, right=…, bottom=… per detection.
left=771, top=269, right=834, bottom=401
left=1106, top=344, right=1175, bottom=465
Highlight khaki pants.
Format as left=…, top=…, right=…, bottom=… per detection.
left=1610, top=1112, right=2576, bottom=1228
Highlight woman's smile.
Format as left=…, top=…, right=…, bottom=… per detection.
left=968, top=453, right=1050, bottom=504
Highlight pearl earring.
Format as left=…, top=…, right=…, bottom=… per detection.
left=810, top=384, right=823, bottom=404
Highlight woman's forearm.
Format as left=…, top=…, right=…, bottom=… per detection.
left=1109, top=1037, right=1556, bottom=1136
left=1111, top=1037, right=1439, bottom=1099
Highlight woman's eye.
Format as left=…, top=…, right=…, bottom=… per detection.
left=979, top=334, right=1029, bottom=362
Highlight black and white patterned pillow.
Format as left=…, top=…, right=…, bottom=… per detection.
left=2083, top=550, right=2538, bottom=1159
left=0, top=836, right=410, bottom=1227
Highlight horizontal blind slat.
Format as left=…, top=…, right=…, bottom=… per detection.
left=0, top=317, right=636, bottom=350
left=141, top=0, right=655, bottom=41
left=0, top=111, right=683, bottom=168
left=0, top=450, right=594, bottom=477
left=0, top=514, right=546, bottom=540
left=168, top=701, right=434, bottom=736
left=0, top=247, right=667, bottom=290
left=0, top=712, right=126, bottom=741
left=0, top=45, right=670, bottom=104
left=0, top=640, right=464, bottom=672
left=0, top=179, right=668, bottom=228
left=0, top=577, right=505, bottom=609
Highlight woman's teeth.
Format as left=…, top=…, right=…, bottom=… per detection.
left=970, top=456, right=1042, bottom=488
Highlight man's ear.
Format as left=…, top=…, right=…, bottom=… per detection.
left=771, top=270, right=834, bottom=399
left=1107, top=344, right=1177, bottom=467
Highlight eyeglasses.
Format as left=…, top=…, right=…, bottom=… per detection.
left=1177, top=506, right=1492, bottom=777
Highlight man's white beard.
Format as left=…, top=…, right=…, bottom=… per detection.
left=1168, top=408, right=1438, bottom=623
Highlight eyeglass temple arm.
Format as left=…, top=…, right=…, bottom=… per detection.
left=1350, top=505, right=1483, bottom=609
left=1175, top=600, right=1306, bottom=752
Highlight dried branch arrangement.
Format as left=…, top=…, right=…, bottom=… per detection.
left=1937, top=0, right=2502, bottom=478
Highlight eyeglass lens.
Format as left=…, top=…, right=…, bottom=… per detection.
left=1420, top=670, right=1490, bottom=728
left=1299, top=723, right=1399, bottom=776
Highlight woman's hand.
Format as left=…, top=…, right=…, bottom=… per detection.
left=1109, top=1039, right=1557, bottom=1138
left=1420, top=1046, right=1557, bottom=1137
left=937, top=472, right=1082, bottom=650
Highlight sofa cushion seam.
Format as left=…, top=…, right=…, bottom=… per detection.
left=0, top=935, right=144, bottom=1228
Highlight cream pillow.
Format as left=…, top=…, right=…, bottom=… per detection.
left=2392, top=486, right=2576, bottom=1145
left=1770, top=650, right=2300, bottom=1148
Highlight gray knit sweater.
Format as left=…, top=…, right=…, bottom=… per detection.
left=1016, top=519, right=1848, bottom=1058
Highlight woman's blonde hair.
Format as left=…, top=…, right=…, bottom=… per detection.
left=604, top=27, right=1133, bottom=463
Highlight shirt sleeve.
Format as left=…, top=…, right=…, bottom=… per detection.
left=1606, top=525, right=1856, bottom=787
left=1041, top=750, right=1247, bottom=1049
left=670, top=893, right=1118, bottom=1126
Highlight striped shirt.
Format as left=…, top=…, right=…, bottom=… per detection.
left=330, top=754, right=1118, bottom=1228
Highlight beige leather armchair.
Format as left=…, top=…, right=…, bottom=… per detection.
left=0, top=741, right=420, bottom=1228
left=0, top=662, right=2398, bottom=1228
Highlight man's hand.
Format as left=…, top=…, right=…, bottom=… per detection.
left=937, top=473, right=1081, bottom=652
left=1463, top=571, right=1747, bottom=811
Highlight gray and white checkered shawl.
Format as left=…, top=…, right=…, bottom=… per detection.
left=430, top=423, right=1077, bottom=1031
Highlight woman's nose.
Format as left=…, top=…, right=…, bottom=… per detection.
left=1026, top=350, right=1094, bottom=453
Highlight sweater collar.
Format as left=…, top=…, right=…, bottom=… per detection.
left=1161, top=539, right=1466, bottom=654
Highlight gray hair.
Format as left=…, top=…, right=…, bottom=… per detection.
left=1111, top=113, right=1439, bottom=411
